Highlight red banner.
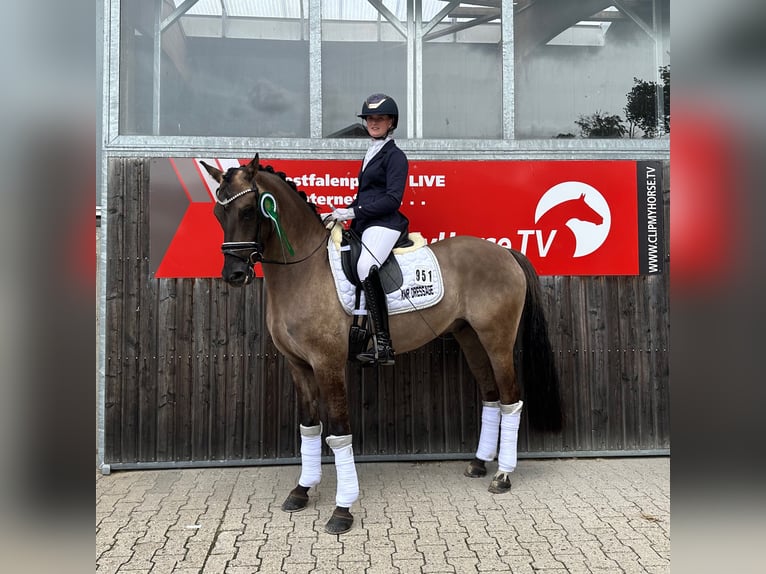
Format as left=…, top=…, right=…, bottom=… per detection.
left=150, top=158, right=663, bottom=278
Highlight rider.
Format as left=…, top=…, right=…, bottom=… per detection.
left=330, top=93, right=409, bottom=366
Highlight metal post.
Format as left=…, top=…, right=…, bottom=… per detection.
left=653, top=0, right=666, bottom=137
left=502, top=0, right=515, bottom=140
left=414, top=0, right=423, bottom=138
left=309, top=0, right=323, bottom=139
left=152, top=0, right=163, bottom=135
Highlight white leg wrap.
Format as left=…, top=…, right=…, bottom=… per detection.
left=498, top=401, right=523, bottom=473
left=298, top=423, right=322, bottom=488
left=475, top=401, right=501, bottom=461
left=326, top=434, right=359, bottom=509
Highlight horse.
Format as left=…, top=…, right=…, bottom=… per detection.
left=202, top=154, right=563, bottom=535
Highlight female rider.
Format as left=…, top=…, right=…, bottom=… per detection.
left=330, top=93, right=409, bottom=366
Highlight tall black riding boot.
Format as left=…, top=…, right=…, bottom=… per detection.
left=357, top=266, right=395, bottom=366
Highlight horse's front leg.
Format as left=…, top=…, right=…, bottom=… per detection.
left=281, top=361, right=322, bottom=513
left=320, top=368, right=358, bottom=535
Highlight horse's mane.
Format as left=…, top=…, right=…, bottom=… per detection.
left=258, top=164, right=322, bottom=222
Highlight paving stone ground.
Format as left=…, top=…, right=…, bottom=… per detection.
left=96, top=457, right=669, bottom=573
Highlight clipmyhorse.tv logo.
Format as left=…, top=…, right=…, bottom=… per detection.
left=533, top=181, right=611, bottom=259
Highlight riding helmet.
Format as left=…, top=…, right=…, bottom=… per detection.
left=358, top=93, right=399, bottom=129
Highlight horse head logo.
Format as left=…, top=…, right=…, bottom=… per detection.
left=534, top=182, right=611, bottom=257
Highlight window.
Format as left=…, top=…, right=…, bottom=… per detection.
left=119, top=0, right=310, bottom=137
left=115, top=1, right=669, bottom=142
left=514, top=1, right=669, bottom=139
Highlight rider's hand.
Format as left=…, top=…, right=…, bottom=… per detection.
left=330, top=208, right=356, bottom=222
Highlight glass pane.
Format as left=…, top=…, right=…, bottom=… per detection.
left=514, top=0, right=670, bottom=139
left=422, top=3, right=502, bottom=139
left=119, top=0, right=310, bottom=137
left=321, top=0, right=407, bottom=138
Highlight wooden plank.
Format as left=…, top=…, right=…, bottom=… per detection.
left=538, top=275, right=564, bottom=454
left=378, top=349, right=397, bottom=455
left=395, top=352, right=414, bottom=454
left=226, top=283, right=246, bottom=460
left=572, top=277, right=593, bottom=451
left=548, top=275, right=575, bottom=453
left=429, top=342, right=447, bottom=454
left=137, top=161, right=158, bottom=462
left=175, top=279, right=194, bottom=461
left=360, top=358, right=380, bottom=456
left=604, top=277, right=623, bottom=451
left=453, top=339, right=481, bottom=455
left=242, top=280, right=263, bottom=459
left=156, top=278, right=177, bottom=461
left=652, top=271, right=671, bottom=448
left=277, top=352, right=297, bottom=458
left=617, top=275, right=640, bottom=451
left=191, top=279, right=212, bottom=460
left=104, top=160, right=126, bottom=463
left=441, top=337, right=464, bottom=453
left=411, top=347, right=430, bottom=455
left=210, top=279, right=228, bottom=460
left=587, top=276, right=609, bottom=452
left=121, top=160, right=142, bottom=462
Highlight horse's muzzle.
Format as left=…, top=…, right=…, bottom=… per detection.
left=222, top=262, right=254, bottom=287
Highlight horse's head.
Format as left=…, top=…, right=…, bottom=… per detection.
left=201, top=155, right=263, bottom=287
left=570, top=193, right=604, bottom=225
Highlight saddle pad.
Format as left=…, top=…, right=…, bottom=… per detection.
left=327, top=237, right=444, bottom=316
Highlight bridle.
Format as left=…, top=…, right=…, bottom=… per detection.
left=216, top=182, right=327, bottom=266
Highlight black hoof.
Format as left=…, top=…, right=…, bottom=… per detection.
left=281, top=485, right=310, bottom=512
left=464, top=458, right=487, bottom=478
left=488, top=472, right=512, bottom=494
left=324, top=506, right=354, bottom=534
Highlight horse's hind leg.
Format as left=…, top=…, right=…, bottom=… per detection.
left=281, top=361, right=322, bottom=513
left=453, top=325, right=502, bottom=480
left=476, top=330, right=524, bottom=495
left=455, top=324, right=524, bottom=494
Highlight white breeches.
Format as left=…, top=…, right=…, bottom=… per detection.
left=356, top=226, right=401, bottom=284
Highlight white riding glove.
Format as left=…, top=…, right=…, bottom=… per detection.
left=331, top=207, right=356, bottom=222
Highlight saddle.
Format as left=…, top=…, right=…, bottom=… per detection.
left=339, top=228, right=413, bottom=292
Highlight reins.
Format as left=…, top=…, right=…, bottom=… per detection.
left=221, top=234, right=328, bottom=266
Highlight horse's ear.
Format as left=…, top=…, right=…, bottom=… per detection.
left=200, top=161, right=223, bottom=183
left=243, top=154, right=260, bottom=180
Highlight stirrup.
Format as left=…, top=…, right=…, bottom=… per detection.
left=357, top=340, right=395, bottom=366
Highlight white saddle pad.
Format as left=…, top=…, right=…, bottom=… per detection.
left=327, top=233, right=444, bottom=316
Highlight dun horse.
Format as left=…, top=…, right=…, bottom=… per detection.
left=203, top=155, right=562, bottom=534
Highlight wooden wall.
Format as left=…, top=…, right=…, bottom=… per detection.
left=103, top=159, right=669, bottom=467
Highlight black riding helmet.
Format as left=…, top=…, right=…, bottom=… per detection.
left=357, top=93, right=399, bottom=129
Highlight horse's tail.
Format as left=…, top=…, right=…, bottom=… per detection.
left=509, top=249, right=563, bottom=433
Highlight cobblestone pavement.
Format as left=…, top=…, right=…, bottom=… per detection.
left=96, top=457, right=669, bottom=573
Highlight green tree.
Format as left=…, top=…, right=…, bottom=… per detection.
left=574, top=111, right=627, bottom=138
left=624, top=65, right=670, bottom=138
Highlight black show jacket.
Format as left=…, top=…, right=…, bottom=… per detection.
left=350, top=140, right=410, bottom=235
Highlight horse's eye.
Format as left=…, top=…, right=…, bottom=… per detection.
left=240, top=206, right=256, bottom=220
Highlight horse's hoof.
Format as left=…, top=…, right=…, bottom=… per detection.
left=281, top=486, right=309, bottom=512
left=488, top=472, right=512, bottom=494
left=324, top=507, right=354, bottom=534
left=464, top=459, right=487, bottom=478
